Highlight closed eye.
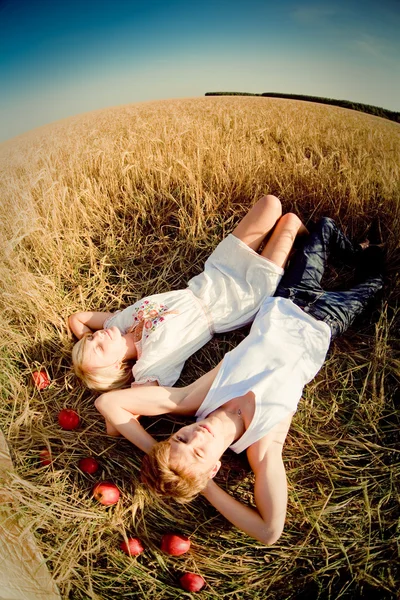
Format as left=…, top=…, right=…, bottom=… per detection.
left=175, top=435, right=187, bottom=443
left=87, top=337, right=103, bottom=354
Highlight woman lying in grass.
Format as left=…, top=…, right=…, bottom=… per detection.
left=69, top=194, right=308, bottom=391
left=94, top=218, right=385, bottom=544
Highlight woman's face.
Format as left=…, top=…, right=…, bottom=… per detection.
left=82, top=327, right=127, bottom=370
left=168, top=421, right=223, bottom=477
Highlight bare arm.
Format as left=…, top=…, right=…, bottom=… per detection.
left=68, top=311, right=113, bottom=339
left=96, top=403, right=157, bottom=454
left=94, top=363, right=222, bottom=451
left=95, top=385, right=187, bottom=452
left=202, top=445, right=287, bottom=545
left=202, top=415, right=292, bottom=545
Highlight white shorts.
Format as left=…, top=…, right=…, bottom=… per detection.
left=187, top=234, right=283, bottom=333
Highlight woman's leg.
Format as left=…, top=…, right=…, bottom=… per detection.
left=232, top=195, right=282, bottom=251
left=261, top=212, right=308, bottom=269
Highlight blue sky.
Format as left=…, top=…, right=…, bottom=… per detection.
left=1, top=0, right=399, bottom=143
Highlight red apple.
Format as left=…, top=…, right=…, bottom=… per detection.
left=120, top=537, right=144, bottom=556
left=180, top=573, right=206, bottom=592
left=78, top=457, right=99, bottom=474
left=160, top=533, right=191, bottom=556
left=39, top=448, right=52, bottom=466
left=32, top=370, right=50, bottom=390
left=92, top=481, right=120, bottom=505
left=58, top=408, right=80, bottom=430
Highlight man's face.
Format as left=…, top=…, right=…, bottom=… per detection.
left=168, top=421, right=223, bottom=478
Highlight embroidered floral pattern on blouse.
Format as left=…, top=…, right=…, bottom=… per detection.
left=130, top=300, right=177, bottom=340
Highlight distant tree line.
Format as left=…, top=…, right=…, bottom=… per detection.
left=205, top=92, right=400, bottom=124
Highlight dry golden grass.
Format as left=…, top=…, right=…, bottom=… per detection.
left=0, top=96, right=399, bottom=599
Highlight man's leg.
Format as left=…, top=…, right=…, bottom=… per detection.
left=275, top=217, right=359, bottom=294
left=273, top=217, right=385, bottom=338
left=232, top=195, right=282, bottom=251
left=307, top=276, right=384, bottom=339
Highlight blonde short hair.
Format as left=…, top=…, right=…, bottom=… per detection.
left=71, top=333, right=134, bottom=392
left=141, top=440, right=210, bottom=504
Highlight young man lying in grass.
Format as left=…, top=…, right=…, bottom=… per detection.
left=95, top=218, right=384, bottom=544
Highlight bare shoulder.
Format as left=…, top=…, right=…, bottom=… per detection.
left=246, top=412, right=294, bottom=469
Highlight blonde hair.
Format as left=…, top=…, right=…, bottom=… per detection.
left=71, top=333, right=134, bottom=392
left=140, top=440, right=210, bottom=504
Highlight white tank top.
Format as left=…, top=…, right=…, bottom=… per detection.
left=196, top=297, right=331, bottom=453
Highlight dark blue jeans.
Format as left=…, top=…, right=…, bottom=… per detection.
left=275, top=218, right=384, bottom=339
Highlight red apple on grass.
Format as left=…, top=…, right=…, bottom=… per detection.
left=160, top=533, right=191, bottom=556
left=39, top=448, right=52, bottom=466
left=58, top=408, right=80, bottom=430
left=92, top=481, right=120, bottom=505
left=78, top=457, right=99, bottom=474
left=180, top=573, right=206, bottom=592
left=32, top=370, right=50, bottom=390
left=120, top=537, right=144, bottom=556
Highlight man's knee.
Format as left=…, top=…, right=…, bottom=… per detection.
left=317, top=216, right=336, bottom=230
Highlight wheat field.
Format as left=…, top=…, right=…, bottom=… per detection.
left=0, top=96, right=399, bottom=599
